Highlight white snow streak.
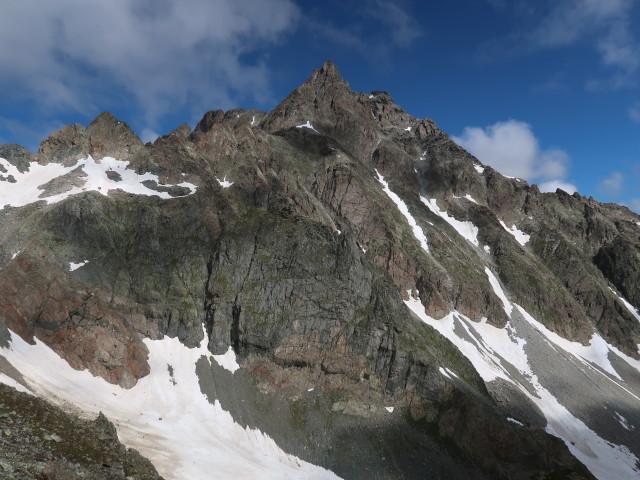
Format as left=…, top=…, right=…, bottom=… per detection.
left=484, top=267, right=513, bottom=316
left=69, top=260, right=88, bottom=271
left=515, top=305, right=632, bottom=384
left=609, top=287, right=640, bottom=323
left=11, top=251, right=20, bottom=259
left=295, top=121, right=318, bottom=132
left=614, top=412, right=633, bottom=431
left=453, top=194, right=478, bottom=204
left=0, top=331, right=340, bottom=480
left=0, top=373, right=33, bottom=395
left=0, top=156, right=196, bottom=210
left=507, top=417, right=524, bottom=426
left=474, top=165, right=484, bottom=174
left=439, top=367, right=458, bottom=379
left=211, top=346, right=240, bottom=373
left=375, top=170, right=429, bottom=253
left=499, top=220, right=530, bottom=246
left=216, top=177, right=234, bottom=189
left=420, top=196, right=479, bottom=247
left=405, top=296, right=640, bottom=480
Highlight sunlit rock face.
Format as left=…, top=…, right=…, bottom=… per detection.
left=1, top=61, right=639, bottom=480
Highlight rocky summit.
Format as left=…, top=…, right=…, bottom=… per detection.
left=0, top=60, right=639, bottom=479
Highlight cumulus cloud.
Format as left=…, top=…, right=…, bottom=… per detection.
left=0, top=0, right=300, bottom=125
left=452, top=120, right=574, bottom=191
left=140, top=129, right=160, bottom=144
left=597, top=172, right=625, bottom=197
left=538, top=180, right=578, bottom=194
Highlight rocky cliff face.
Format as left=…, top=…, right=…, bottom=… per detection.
left=1, top=60, right=639, bottom=479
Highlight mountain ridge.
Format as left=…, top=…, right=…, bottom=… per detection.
left=0, top=60, right=638, bottom=479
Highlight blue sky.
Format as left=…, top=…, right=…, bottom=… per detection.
left=1, top=0, right=639, bottom=211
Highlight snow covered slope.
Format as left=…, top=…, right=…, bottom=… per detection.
left=0, top=330, right=340, bottom=480
left=0, top=155, right=196, bottom=209
left=406, top=290, right=640, bottom=480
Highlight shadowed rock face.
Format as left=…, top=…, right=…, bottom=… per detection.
left=4, top=60, right=639, bottom=479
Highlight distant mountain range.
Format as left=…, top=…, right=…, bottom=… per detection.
left=0, top=60, right=639, bottom=479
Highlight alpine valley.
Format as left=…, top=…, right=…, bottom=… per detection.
left=0, top=61, right=639, bottom=480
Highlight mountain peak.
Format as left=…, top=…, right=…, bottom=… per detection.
left=304, top=59, right=348, bottom=89
left=86, top=111, right=135, bottom=136
left=88, top=111, right=119, bottom=127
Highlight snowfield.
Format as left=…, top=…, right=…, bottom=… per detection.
left=498, top=220, right=530, bottom=246
left=405, top=292, right=640, bottom=480
left=420, top=196, right=480, bottom=247
left=0, top=331, right=341, bottom=480
left=0, top=156, right=197, bottom=209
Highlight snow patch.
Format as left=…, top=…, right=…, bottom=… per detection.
left=438, top=367, right=458, bottom=379
left=69, top=260, right=89, bottom=271
left=419, top=151, right=426, bottom=161
left=515, top=305, right=631, bottom=383
left=211, top=346, right=240, bottom=373
left=0, top=373, right=33, bottom=395
left=484, top=268, right=512, bottom=316
left=610, top=287, right=640, bottom=323
left=614, top=412, right=633, bottom=431
left=420, top=196, right=479, bottom=247
left=11, top=251, right=20, bottom=259
left=296, top=121, right=318, bottom=133
left=216, top=177, right=234, bottom=189
left=483, top=245, right=491, bottom=253
left=0, top=156, right=197, bottom=210
left=507, top=417, right=524, bottom=426
left=385, top=406, right=394, bottom=413
left=0, top=331, right=341, bottom=480
left=454, top=194, right=478, bottom=204
left=251, top=116, right=256, bottom=126
left=474, top=165, right=484, bottom=174
left=375, top=170, right=429, bottom=253
left=405, top=296, right=640, bottom=480
left=404, top=126, right=411, bottom=132
left=499, top=220, right=530, bottom=246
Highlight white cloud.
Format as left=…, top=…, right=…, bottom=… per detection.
left=306, top=0, right=422, bottom=65
left=0, top=0, right=300, bottom=125
left=625, top=198, right=640, bottom=213
left=597, top=172, right=625, bottom=197
left=140, top=129, right=160, bottom=144
left=538, top=180, right=578, bottom=194
left=452, top=120, right=574, bottom=191
left=530, top=0, right=631, bottom=48
left=366, top=1, right=423, bottom=47
left=483, top=0, right=640, bottom=89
